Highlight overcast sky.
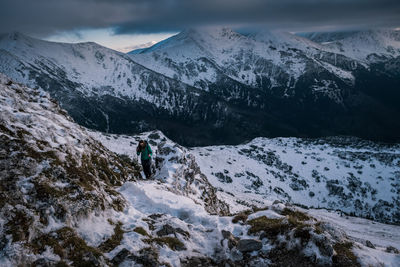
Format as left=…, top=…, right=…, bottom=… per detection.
left=1, top=0, right=399, bottom=51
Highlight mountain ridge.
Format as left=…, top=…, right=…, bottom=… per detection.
left=1, top=28, right=400, bottom=145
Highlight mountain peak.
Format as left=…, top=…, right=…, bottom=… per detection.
left=128, top=27, right=244, bottom=55
left=323, top=28, right=400, bottom=62
left=180, top=26, right=244, bottom=41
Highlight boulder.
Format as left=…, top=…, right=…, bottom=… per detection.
left=237, top=239, right=262, bottom=253
left=221, top=230, right=238, bottom=249
left=365, top=240, right=375, bottom=249
left=112, top=248, right=133, bottom=265
left=157, top=224, right=190, bottom=238
left=386, top=246, right=399, bottom=254
left=157, top=224, right=175, bottom=236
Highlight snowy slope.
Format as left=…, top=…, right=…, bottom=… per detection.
left=1, top=75, right=399, bottom=266
left=92, top=131, right=400, bottom=225
left=130, top=29, right=220, bottom=90
left=0, top=74, right=140, bottom=265
left=89, top=130, right=230, bottom=216
left=91, top=130, right=400, bottom=266
left=324, top=29, right=400, bottom=63
left=0, top=32, right=194, bottom=108
left=129, top=27, right=358, bottom=91
left=192, top=137, right=400, bottom=224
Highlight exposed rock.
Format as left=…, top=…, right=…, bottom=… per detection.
left=236, top=239, right=262, bottom=253
left=386, top=246, right=399, bottom=254
left=32, top=258, right=57, bottom=267
left=156, top=142, right=230, bottom=216
left=221, top=230, right=233, bottom=239
left=181, top=256, right=218, bottom=267
left=111, top=248, right=132, bottom=265
left=156, top=224, right=189, bottom=238
left=134, top=247, right=161, bottom=266
left=156, top=224, right=175, bottom=236
left=113, top=247, right=162, bottom=266
left=365, top=240, right=375, bottom=249
left=312, top=235, right=334, bottom=257
left=221, top=230, right=239, bottom=249
left=149, top=213, right=164, bottom=220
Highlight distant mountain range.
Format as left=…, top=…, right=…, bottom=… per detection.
left=1, top=28, right=399, bottom=145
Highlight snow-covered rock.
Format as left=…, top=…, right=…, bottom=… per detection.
left=0, top=74, right=142, bottom=265
left=90, top=130, right=230, bottom=216
left=1, top=75, right=399, bottom=266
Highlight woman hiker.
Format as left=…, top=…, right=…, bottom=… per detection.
left=136, top=140, right=153, bottom=179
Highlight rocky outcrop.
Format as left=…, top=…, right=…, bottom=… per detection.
left=154, top=138, right=231, bottom=216
left=0, top=75, right=141, bottom=265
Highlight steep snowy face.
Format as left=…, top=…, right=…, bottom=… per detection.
left=0, top=32, right=216, bottom=142
left=0, top=31, right=196, bottom=107
left=250, top=30, right=324, bottom=52
left=323, top=29, right=400, bottom=63
left=129, top=29, right=221, bottom=89
left=129, top=27, right=359, bottom=91
left=299, top=29, right=400, bottom=62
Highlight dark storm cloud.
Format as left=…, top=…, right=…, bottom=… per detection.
left=1, top=0, right=399, bottom=36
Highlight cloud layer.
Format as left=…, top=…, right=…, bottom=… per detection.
left=1, top=0, right=399, bottom=36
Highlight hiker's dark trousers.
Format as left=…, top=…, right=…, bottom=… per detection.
left=141, top=159, right=152, bottom=179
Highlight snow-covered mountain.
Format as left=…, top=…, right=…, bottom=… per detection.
left=129, top=27, right=357, bottom=91
left=0, top=31, right=255, bottom=146
left=301, top=29, right=400, bottom=63
left=1, top=28, right=400, bottom=146
left=0, top=32, right=183, bottom=101
left=1, top=75, right=399, bottom=266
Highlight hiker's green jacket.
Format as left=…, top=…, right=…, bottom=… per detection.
left=137, top=143, right=152, bottom=161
